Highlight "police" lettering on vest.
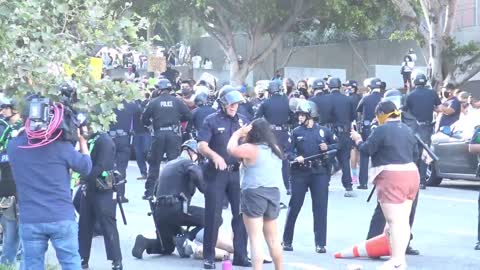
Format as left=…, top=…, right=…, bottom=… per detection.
left=160, top=101, right=173, bottom=107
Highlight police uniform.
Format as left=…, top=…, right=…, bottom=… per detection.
left=356, top=90, right=383, bottom=188
left=197, top=89, right=249, bottom=268
left=310, top=92, right=332, bottom=126
left=110, top=100, right=137, bottom=201
left=78, top=133, right=122, bottom=269
left=186, top=105, right=216, bottom=139
left=254, top=82, right=292, bottom=191
left=283, top=110, right=337, bottom=252
left=131, top=151, right=212, bottom=258
left=405, top=84, right=441, bottom=187
left=238, top=101, right=255, bottom=122
left=328, top=78, right=356, bottom=193
left=142, top=87, right=192, bottom=198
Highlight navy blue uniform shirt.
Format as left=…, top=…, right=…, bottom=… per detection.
left=288, top=123, right=338, bottom=174
left=329, top=90, right=356, bottom=126
left=358, top=120, right=418, bottom=167
left=8, top=133, right=92, bottom=223
left=254, top=94, right=291, bottom=126
left=111, top=100, right=137, bottom=132
left=405, top=86, right=441, bottom=123
left=197, top=110, right=249, bottom=165
left=348, top=92, right=362, bottom=117
left=238, top=101, right=255, bottom=121
left=357, top=91, right=383, bottom=122
left=133, top=99, right=150, bottom=134
left=438, top=97, right=461, bottom=128
left=309, top=93, right=332, bottom=125
left=142, top=92, right=192, bottom=130
left=187, top=105, right=216, bottom=133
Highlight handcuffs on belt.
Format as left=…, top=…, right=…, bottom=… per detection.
left=156, top=193, right=189, bottom=214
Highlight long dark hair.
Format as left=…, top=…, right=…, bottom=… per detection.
left=245, top=118, right=284, bottom=160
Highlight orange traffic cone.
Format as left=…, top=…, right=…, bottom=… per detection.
left=334, top=233, right=391, bottom=258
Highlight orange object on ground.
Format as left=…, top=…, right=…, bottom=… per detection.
left=334, top=233, right=391, bottom=258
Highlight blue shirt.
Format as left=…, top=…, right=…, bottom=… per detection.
left=438, top=97, right=461, bottom=128
left=255, top=94, right=291, bottom=126
left=8, top=134, right=92, bottom=223
left=329, top=90, right=356, bottom=126
left=405, top=87, right=441, bottom=123
left=197, top=111, right=249, bottom=165
left=357, top=91, right=383, bottom=122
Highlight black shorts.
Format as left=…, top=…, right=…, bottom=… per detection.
left=241, top=187, right=280, bottom=219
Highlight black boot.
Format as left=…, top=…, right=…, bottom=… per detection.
left=132, top=234, right=148, bottom=259
left=282, top=242, right=293, bottom=251
left=203, top=259, right=216, bottom=269
left=81, top=258, right=89, bottom=269
left=406, top=245, right=420, bottom=255
left=232, top=256, right=252, bottom=267
left=315, top=245, right=326, bottom=253
left=112, top=260, right=123, bottom=270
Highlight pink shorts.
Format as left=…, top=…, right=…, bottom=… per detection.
left=374, top=170, right=420, bottom=204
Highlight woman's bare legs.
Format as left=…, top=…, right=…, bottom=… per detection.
left=243, top=215, right=264, bottom=270
left=263, top=218, right=283, bottom=270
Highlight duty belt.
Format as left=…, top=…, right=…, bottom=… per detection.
left=293, top=159, right=325, bottom=169
left=333, top=125, right=350, bottom=133
left=156, top=195, right=182, bottom=207
left=108, top=129, right=128, bottom=137
left=225, top=163, right=240, bottom=172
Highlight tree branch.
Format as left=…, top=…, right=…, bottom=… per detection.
left=443, top=0, right=458, bottom=36
left=445, top=52, right=480, bottom=86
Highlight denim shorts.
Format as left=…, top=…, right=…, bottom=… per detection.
left=241, top=187, right=280, bottom=219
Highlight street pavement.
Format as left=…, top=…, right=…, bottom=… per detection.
left=46, top=162, right=480, bottom=270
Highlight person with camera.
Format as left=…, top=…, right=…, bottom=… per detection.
left=7, top=101, right=92, bottom=268
left=0, top=98, right=23, bottom=265
left=132, top=140, right=213, bottom=258
left=77, top=125, right=123, bottom=270
left=282, top=100, right=337, bottom=254
left=142, top=78, right=192, bottom=199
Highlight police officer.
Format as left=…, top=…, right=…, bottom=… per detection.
left=344, top=80, right=362, bottom=111
left=197, top=86, right=249, bottom=269
left=356, top=78, right=383, bottom=189
left=366, top=89, right=422, bottom=256
left=110, top=100, right=137, bottom=203
left=282, top=100, right=337, bottom=253
left=404, top=73, right=441, bottom=189
left=78, top=126, right=122, bottom=270
left=254, top=80, right=292, bottom=193
left=142, top=78, right=192, bottom=199
left=327, top=77, right=356, bottom=197
left=309, top=78, right=331, bottom=125
left=237, top=85, right=255, bottom=121
left=251, top=82, right=268, bottom=113
left=131, top=140, right=212, bottom=258
left=186, top=91, right=216, bottom=139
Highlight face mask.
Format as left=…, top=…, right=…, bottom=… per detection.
left=258, top=93, right=264, bottom=98
left=376, top=110, right=400, bottom=125
left=298, top=87, right=307, bottom=91
left=345, top=90, right=352, bottom=95
left=443, top=91, right=451, bottom=99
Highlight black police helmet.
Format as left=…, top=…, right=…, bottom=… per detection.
left=343, top=80, right=358, bottom=89
left=267, top=80, right=282, bottom=94
left=294, top=100, right=312, bottom=117
left=218, top=85, right=245, bottom=106
left=181, top=139, right=199, bottom=154
left=413, top=73, right=427, bottom=86
left=365, top=78, right=382, bottom=89
left=382, top=89, right=403, bottom=109
left=59, top=82, right=76, bottom=97
left=155, top=78, right=173, bottom=91
left=327, top=77, right=342, bottom=89
left=311, top=78, right=325, bottom=90
left=194, top=92, right=208, bottom=106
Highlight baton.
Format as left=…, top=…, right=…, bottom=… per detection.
left=289, top=149, right=337, bottom=165
left=367, top=185, right=376, bottom=202
left=148, top=198, right=165, bottom=251
left=414, top=133, right=439, bottom=161
left=116, top=195, right=128, bottom=225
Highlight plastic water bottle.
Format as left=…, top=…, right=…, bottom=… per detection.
left=222, top=259, right=232, bottom=270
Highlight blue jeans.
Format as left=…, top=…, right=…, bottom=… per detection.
left=133, top=133, right=152, bottom=176
left=19, top=220, right=80, bottom=270
left=0, top=215, right=20, bottom=265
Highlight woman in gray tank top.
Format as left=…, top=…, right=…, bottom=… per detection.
left=227, top=118, right=283, bottom=270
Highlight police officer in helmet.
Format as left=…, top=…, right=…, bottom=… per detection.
left=197, top=86, right=250, bottom=269
left=186, top=90, right=216, bottom=139
left=132, top=140, right=211, bottom=259
left=404, top=72, right=441, bottom=189
left=327, top=77, right=357, bottom=197
left=309, top=78, right=331, bottom=126
left=142, top=78, right=192, bottom=199
left=356, top=78, right=383, bottom=190
left=254, top=80, right=293, bottom=193
left=282, top=100, right=337, bottom=253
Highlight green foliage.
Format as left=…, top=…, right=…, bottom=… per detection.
left=444, top=38, right=480, bottom=61
left=0, top=0, right=145, bottom=131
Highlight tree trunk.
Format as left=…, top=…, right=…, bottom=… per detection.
left=147, top=17, right=157, bottom=41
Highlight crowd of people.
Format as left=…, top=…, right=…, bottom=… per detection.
left=0, top=67, right=479, bottom=270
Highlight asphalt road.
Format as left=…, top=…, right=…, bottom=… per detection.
left=45, top=162, right=480, bottom=270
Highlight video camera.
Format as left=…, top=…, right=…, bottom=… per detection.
left=27, top=82, right=87, bottom=143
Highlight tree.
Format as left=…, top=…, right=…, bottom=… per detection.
left=0, top=0, right=145, bottom=130
left=390, top=0, right=480, bottom=90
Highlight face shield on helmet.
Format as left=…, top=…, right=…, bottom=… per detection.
left=382, top=89, right=403, bottom=110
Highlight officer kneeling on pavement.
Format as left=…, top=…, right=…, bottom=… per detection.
left=132, top=140, right=216, bottom=259
left=282, top=100, right=337, bottom=254
left=76, top=125, right=123, bottom=270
